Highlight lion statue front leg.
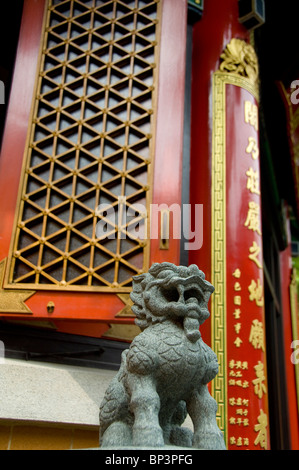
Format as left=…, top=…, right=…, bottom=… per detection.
left=127, top=373, right=164, bottom=447
left=125, top=336, right=164, bottom=447
left=187, top=385, right=226, bottom=450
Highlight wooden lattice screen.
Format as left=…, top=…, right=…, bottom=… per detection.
left=6, top=0, right=160, bottom=292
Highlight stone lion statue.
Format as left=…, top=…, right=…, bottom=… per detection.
left=99, top=263, right=226, bottom=449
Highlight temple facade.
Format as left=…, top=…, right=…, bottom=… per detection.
left=0, top=0, right=298, bottom=450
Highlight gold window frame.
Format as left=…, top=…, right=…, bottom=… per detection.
left=5, top=0, right=162, bottom=293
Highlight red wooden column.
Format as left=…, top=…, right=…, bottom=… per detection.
left=189, top=0, right=270, bottom=450
left=278, top=80, right=299, bottom=449
left=279, top=219, right=299, bottom=450
left=150, top=0, right=187, bottom=265
left=0, top=0, right=47, bottom=262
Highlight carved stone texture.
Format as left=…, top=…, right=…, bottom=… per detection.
left=99, top=262, right=226, bottom=449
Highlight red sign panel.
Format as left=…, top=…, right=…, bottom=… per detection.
left=225, top=84, right=270, bottom=449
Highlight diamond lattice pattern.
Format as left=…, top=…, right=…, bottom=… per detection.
left=8, top=0, right=159, bottom=290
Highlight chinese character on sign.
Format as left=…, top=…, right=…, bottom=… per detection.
left=252, top=361, right=267, bottom=398
left=248, top=241, right=263, bottom=269
left=245, top=136, right=259, bottom=160
left=232, top=268, right=241, bottom=278
left=234, top=295, right=241, bottom=306
left=244, top=101, right=258, bottom=131
left=233, top=308, right=241, bottom=319
left=234, top=337, right=243, bottom=348
left=248, top=279, right=264, bottom=306
left=229, top=370, right=241, bottom=377
left=244, top=201, right=262, bottom=235
left=246, top=167, right=260, bottom=194
left=236, top=437, right=243, bottom=447
left=254, top=409, right=268, bottom=449
left=249, top=319, right=265, bottom=351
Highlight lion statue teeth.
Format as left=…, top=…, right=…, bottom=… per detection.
left=99, top=262, right=226, bottom=450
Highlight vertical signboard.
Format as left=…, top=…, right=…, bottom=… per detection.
left=211, top=39, right=270, bottom=449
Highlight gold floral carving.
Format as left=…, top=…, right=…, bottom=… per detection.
left=219, top=38, right=259, bottom=94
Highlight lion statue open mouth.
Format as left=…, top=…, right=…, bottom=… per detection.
left=99, top=263, right=226, bottom=449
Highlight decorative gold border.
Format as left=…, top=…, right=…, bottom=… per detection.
left=211, top=70, right=259, bottom=443
left=0, top=259, right=35, bottom=314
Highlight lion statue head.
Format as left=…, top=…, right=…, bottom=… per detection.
left=130, top=263, right=214, bottom=342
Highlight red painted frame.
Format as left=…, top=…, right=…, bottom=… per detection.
left=0, top=0, right=187, bottom=337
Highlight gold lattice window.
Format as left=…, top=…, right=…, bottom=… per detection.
left=7, top=0, right=161, bottom=292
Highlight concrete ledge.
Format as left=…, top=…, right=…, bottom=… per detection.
left=0, top=359, right=116, bottom=427
left=0, top=358, right=194, bottom=434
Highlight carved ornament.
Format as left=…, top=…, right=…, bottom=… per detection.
left=219, top=38, right=259, bottom=92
